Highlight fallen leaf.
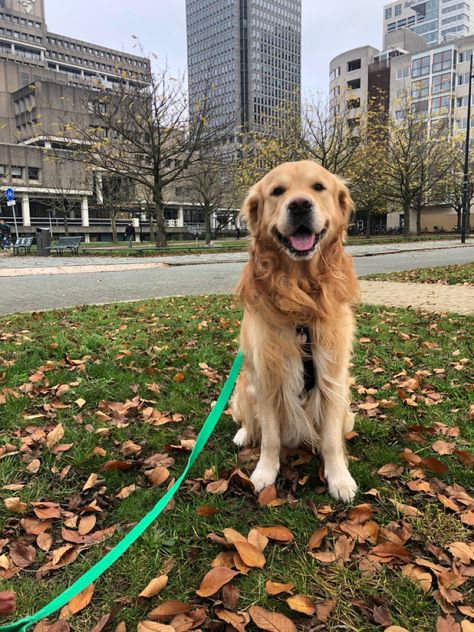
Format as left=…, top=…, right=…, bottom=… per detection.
left=46, top=424, right=64, bottom=449
left=265, top=580, right=295, bottom=596
left=256, top=526, right=294, bottom=544
left=377, top=463, right=403, bottom=478
left=249, top=605, right=297, bottom=632
left=196, top=566, right=238, bottom=597
left=4, top=497, right=28, bottom=513
left=308, top=527, right=328, bottom=551
left=82, top=473, right=98, bottom=492
left=137, top=623, right=174, bottom=632
left=286, top=594, right=316, bottom=616
left=138, top=575, right=168, bottom=602
left=196, top=505, right=219, bottom=517
left=37, top=533, right=53, bottom=552
left=116, top=484, right=136, bottom=500
left=436, top=615, right=462, bottom=632
left=215, top=608, right=249, bottom=632
left=206, top=479, right=229, bottom=494
left=401, top=564, right=432, bottom=593
left=146, top=467, right=170, bottom=487
left=149, top=601, right=193, bottom=620
left=316, top=599, right=336, bottom=622
left=234, top=541, right=266, bottom=568
left=258, top=485, right=277, bottom=506
left=78, top=514, right=97, bottom=536
left=0, top=591, right=16, bottom=616
left=68, top=584, right=94, bottom=615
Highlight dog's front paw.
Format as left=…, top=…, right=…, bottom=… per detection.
left=233, top=427, right=250, bottom=447
left=327, top=472, right=358, bottom=503
left=250, top=463, right=279, bottom=492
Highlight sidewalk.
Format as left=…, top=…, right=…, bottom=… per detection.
left=360, top=280, right=474, bottom=315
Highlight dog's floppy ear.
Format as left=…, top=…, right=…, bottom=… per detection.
left=336, top=177, right=354, bottom=223
left=240, top=186, right=261, bottom=234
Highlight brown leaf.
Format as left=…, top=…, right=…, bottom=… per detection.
left=308, top=527, right=328, bottom=551
left=247, top=528, right=269, bottom=552
left=373, top=605, right=393, bottom=627
left=101, top=460, right=137, bottom=471
left=82, top=473, right=98, bottom=492
left=249, top=605, right=297, bottom=632
left=454, top=450, right=474, bottom=468
left=32, top=502, right=61, bottom=520
left=256, top=526, right=294, bottom=544
left=68, top=583, right=94, bottom=615
left=401, top=564, right=432, bottom=593
left=258, top=485, right=277, bottom=506
left=27, top=459, right=41, bottom=474
left=149, top=601, right=193, bottom=620
left=137, top=623, right=174, bottom=632
left=315, top=599, right=336, bottom=622
left=368, top=542, right=412, bottom=563
left=20, top=518, right=53, bottom=535
left=61, top=525, right=116, bottom=545
left=436, top=616, right=462, bottom=632
left=196, top=566, right=238, bottom=597
left=432, top=440, right=456, bottom=455
left=138, top=575, right=168, bottom=602
left=0, top=590, right=16, bottom=616
left=377, top=463, right=404, bottom=478
left=146, top=467, right=170, bottom=487
left=348, top=503, right=373, bottom=524
left=286, top=594, right=316, bottom=616
left=385, top=628, right=410, bottom=632
left=196, top=505, right=219, bottom=517
left=121, top=440, right=142, bottom=457
left=78, top=514, right=97, bottom=536
left=37, top=533, right=53, bottom=552
left=265, top=580, right=295, bottom=596
left=215, top=609, right=249, bottom=632
left=4, top=497, right=28, bottom=513
left=116, top=484, right=136, bottom=500
left=222, top=583, right=240, bottom=610
left=206, top=479, right=229, bottom=494
left=9, top=541, right=36, bottom=568
left=234, top=541, right=266, bottom=568
left=447, top=542, right=474, bottom=565
left=46, top=424, right=64, bottom=449
left=222, top=528, right=247, bottom=545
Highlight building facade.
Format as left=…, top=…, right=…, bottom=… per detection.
left=384, top=0, right=474, bottom=45
left=0, top=0, right=224, bottom=242
left=186, top=0, right=301, bottom=138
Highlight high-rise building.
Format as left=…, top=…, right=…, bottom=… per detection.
left=185, top=0, right=301, bottom=137
left=384, top=0, right=474, bottom=45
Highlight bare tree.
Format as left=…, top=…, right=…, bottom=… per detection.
left=63, top=61, right=229, bottom=246
left=100, top=174, right=135, bottom=242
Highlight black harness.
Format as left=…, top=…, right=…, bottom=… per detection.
left=296, top=325, right=316, bottom=393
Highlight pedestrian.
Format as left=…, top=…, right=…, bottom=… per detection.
left=124, top=221, right=135, bottom=248
left=0, top=218, right=11, bottom=250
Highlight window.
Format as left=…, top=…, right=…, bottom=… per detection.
left=347, top=98, right=360, bottom=109
left=385, top=7, right=392, bottom=19
left=347, top=78, right=361, bottom=90
left=412, top=56, right=430, bottom=78
left=0, top=165, right=5, bottom=177
left=412, top=78, right=429, bottom=99
left=412, top=100, right=429, bottom=113
left=11, top=166, right=23, bottom=179
left=27, top=167, right=39, bottom=180
left=432, top=50, right=452, bottom=73
left=396, top=66, right=410, bottom=79
left=432, top=72, right=452, bottom=94
left=347, top=58, right=361, bottom=72
left=395, top=4, right=402, bottom=16
left=459, top=49, right=473, bottom=63
left=431, top=95, right=450, bottom=112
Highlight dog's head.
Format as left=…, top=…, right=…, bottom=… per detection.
left=241, top=160, right=353, bottom=261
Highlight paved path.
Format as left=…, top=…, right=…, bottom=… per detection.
left=0, top=241, right=473, bottom=315
left=360, top=280, right=474, bottom=315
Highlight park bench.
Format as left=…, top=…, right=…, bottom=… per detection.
left=53, top=236, right=82, bottom=255
left=13, top=236, right=34, bottom=255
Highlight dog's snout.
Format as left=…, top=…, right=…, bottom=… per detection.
left=288, top=197, right=313, bottom=214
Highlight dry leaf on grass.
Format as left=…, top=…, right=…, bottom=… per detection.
left=148, top=601, right=193, bottom=620
left=0, top=590, right=16, bottom=616
left=196, top=567, right=239, bottom=597
left=68, top=583, right=94, bottom=615
left=78, top=514, right=96, bottom=536
left=137, top=623, right=174, bottom=632
left=249, top=605, right=297, bottom=632
left=234, top=541, right=266, bottom=568
left=4, top=497, right=28, bottom=513
left=286, top=594, right=316, bottom=616
left=256, top=526, right=294, bottom=544
left=138, top=575, right=168, bottom=602
left=215, top=608, right=249, bottom=632
left=265, top=580, right=295, bottom=596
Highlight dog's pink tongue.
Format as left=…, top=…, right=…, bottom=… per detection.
left=289, top=233, right=316, bottom=251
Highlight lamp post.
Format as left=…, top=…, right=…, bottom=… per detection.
left=461, top=54, right=473, bottom=244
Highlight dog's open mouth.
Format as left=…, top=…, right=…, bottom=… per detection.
left=275, top=226, right=326, bottom=258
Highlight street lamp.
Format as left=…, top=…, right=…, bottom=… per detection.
left=461, top=54, right=473, bottom=244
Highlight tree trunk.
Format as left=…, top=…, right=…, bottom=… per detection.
left=153, top=186, right=167, bottom=247
left=416, top=206, right=422, bottom=236
left=63, top=214, right=69, bottom=236
left=205, top=209, right=212, bottom=245
left=403, top=204, right=410, bottom=237
left=456, top=206, right=462, bottom=232
left=111, top=212, right=118, bottom=242
left=365, top=207, right=372, bottom=238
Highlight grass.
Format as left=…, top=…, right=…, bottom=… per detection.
left=364, top=262, right=474, bottom=285
left=0, top=298, right=472, bottom=630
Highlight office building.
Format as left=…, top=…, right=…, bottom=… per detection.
left=186, top=0, right=301, bottom=137
left=384, top=0, right=474, bottom=46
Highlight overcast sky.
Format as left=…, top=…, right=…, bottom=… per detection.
left=44, top=0, right=387, bottom=98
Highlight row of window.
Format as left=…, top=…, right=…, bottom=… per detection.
left=0, top=27, right=42, bottom=43
left=46, top=49, right=125, bottom=74
left=412, top=50, right=453, bottom=77
left=386, top=16, right=417, bottom=31
left=0, top=165, right=39, bottom=180
left=385, top=4, right=403, bottom=20
left=46, top=36, right=146, bottom=68
left=0, top=12, right=42, bottom=29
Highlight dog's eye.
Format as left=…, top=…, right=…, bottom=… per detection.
left=271, top=186, right=285, bottom=196
left=313, top=183, right=325, bottom=192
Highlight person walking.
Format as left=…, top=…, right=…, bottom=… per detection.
left=0, top=219, right=11, bottom=250
left=124, top=221, right=136, bottom=248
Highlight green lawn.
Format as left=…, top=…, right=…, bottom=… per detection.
left=364, top=262, right=474, bottom=286
left=0, top=298, right=472, bottom=630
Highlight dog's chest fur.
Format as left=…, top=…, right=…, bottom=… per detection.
left=296, top=325, right=316, bottom=393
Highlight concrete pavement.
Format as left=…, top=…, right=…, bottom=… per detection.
left=0, top=240, right=472, bottom=315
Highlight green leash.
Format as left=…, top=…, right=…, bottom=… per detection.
left=1, top=351, right=243, bottom=632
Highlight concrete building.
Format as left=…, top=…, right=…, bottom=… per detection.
left=0, top=0, right=231, bottom=242
left=186, top=0, right=301, bottom=137
left=384, top=0, right=474, bottom=46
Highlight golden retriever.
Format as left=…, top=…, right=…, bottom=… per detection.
left=231, top=160, right=359, bottom=502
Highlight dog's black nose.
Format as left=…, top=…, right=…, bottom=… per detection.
left=288, top=198, right=313, bottom=214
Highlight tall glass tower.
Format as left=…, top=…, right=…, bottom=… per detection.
left=186, top=0, right=301, bottom=138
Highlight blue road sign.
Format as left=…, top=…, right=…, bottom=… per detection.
left=5, top=188, right=15, bottom=201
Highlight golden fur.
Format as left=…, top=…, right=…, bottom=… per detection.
left=231, top=160, right=359, bottom=502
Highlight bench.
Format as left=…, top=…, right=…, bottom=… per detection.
left=13, top=237, right=34, bottom=255
left=53, top=236, right=82, bottom=255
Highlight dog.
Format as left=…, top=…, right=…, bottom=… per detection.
left=231, top=160, right=359, bottom=502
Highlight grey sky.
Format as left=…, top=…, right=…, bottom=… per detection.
left=44, top=0, right=387, bottom=98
